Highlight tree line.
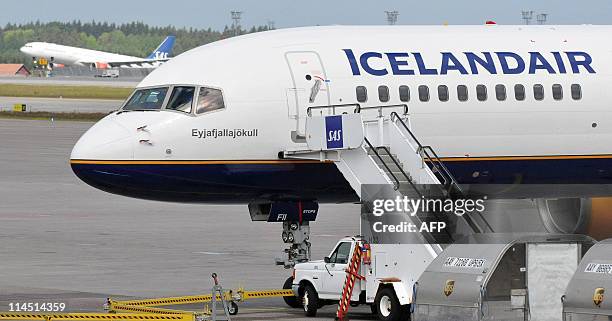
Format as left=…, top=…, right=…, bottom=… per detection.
left=0, top=21, right=272, bottom=66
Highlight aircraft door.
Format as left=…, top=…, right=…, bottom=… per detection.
left=285, top=51, right=331, bottom=141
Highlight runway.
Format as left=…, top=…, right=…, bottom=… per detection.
left=0, top=76, right=138, bottom=88
left=0, top=119, right=365, bottom=320
left=0, top=96, right=122, bottom=113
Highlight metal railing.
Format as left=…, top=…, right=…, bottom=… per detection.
left=390, top=111, right=463, bottom=197
left=363, top=137, right=421, bottom=196
left=307, top=103, right=361, bottom=117
left=306, top=103, right=408, bottom=117
left=364, top=137, right=453, bottom=245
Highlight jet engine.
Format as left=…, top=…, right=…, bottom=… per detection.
left=537, top=198, right=612, bottom=240
left=92, top=62, right=110, bottom=69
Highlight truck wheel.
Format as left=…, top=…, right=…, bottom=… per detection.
left=283, top=277, right=301, bottom=308
left=375, top=288, right=402, bottom=321
left=302, top=284, right=319, bottom=317
left=370, top=304, right=377, bottom=315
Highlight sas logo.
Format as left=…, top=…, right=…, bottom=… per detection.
left=325, top=115, right=344, bottom=149
left=444, top=280, right=455, bottom=297
left=594, top=287, right=605, bottom=307
left=154, top=51, right=169, bottom=60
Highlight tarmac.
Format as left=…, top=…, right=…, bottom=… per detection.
left=0, top=119, right=370, bottom=320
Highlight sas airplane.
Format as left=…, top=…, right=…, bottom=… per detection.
left=20, top=36, right=176, bottom=69
left=70, top=26, right=612, bottom=256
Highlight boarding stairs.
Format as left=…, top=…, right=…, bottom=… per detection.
left=284, top=103, right=483, bottom=251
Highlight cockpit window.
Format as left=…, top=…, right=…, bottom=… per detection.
left=123, top=87, right=168, bottom=110
left=196, top=87, right=225, bottom=114
left=166, top=86, right=195, bottom=113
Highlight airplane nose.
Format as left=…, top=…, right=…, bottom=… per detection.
left=70, top=118, right=134, bottom=161
left=70, top=117, right=135, bottom=192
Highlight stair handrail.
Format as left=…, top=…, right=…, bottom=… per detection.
left=307, top=103, right=361, bottom=117
left=364, top=139, right=454, bottom=245
left=358, top=104, right=409, bottom=116
left=363, top=137, right=401, bottom=190
left=307, top=103, right=409, bottom=117
left=390, top=111, right=463, bottom=196
left=364, top=137, right=423, bottom=198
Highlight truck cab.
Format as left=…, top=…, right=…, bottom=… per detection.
left=292, top=236, right=432, bottom=321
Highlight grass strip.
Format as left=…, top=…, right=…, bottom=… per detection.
left=0, top=84, right=132, bottom=100
left=0, top=111, right=106, bottom=122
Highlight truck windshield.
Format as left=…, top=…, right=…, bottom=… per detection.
left=329, top=242, right=352, bottom=264
left=123, top=87, right=169, bottom=111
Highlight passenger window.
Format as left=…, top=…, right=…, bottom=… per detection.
left=418, top=85, right=429, bottom=102
left=166, top=86, right=195, bottom=113
left=378, top=85, right=390, bottom=102
left=123, top=87, right=169, bottom=110
left=196, top=87, right=225, bottom=114
left=571, top=84, right=582, bottom=100
left=552, top=84, right=563, bottom=100
left=514, top=84, right=525, bottom=101
left=438, top=85, right=449, bottom=102
left=534, top=84, right=544, bottom=101
left=399, top=85, right=410, bottom=102
left=457, top=85, right=468, bottom=102
left=495, top=84, right=506, bottom=101
left=329, top=242, right=352, bottom=264
left=476, top=85, right=487, bottom=101
left=356, top=86, right=367, bottom=103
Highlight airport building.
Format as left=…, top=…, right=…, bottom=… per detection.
left=0, top=64, right=30, bottom=76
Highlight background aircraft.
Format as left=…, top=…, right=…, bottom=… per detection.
left=19, top=36, right=175, bottom=69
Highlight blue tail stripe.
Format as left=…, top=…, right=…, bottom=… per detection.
left=146, top=36, right=176, bottom=60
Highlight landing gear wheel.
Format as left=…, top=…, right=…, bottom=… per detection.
left=283, top=277, right=301, bottom=308
left=375, top=288, right=402, bottom=321
left=227, top=301, right=238, bottom=315
left=302, top=284, right=319, bottom=317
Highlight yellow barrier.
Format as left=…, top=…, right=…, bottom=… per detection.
left=0, top=288, right=296, bottom=321
left=0, top=312, right=193, bottom=321
left=111, top=289, right=294, bottom=307
left=106, top=301, right=197, bottom=315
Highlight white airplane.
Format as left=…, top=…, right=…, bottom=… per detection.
left=69, top=25, right=612, bottom=249
left=20, top=36, right=175, bottom=69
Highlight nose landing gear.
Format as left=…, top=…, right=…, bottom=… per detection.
left=248, top=201, right=318, bottom=268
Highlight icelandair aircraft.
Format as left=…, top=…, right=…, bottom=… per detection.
left=70, top=26, right=612, bottom=238
left=20, top=36, right=175, bottom=69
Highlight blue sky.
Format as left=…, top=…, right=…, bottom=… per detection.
left=2, top=0, right=611, bottom=30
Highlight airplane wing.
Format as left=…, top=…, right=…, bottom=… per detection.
left=108, top=58, right=170, bottom=68
left=80, top=58, right=171, bottom=69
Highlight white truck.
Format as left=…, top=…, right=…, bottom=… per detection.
left=291, top=236, right=435, bottom=321
left=95, top=69, right=120, bottom=78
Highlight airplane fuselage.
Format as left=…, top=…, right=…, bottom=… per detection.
left=70, top=25, right=612, bottom=203
left=21, top=42, right=141, bottom=66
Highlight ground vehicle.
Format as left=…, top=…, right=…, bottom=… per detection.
left=94, top=69, right=119, bottom=78
left=292, top=236, right=434, bottom=321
